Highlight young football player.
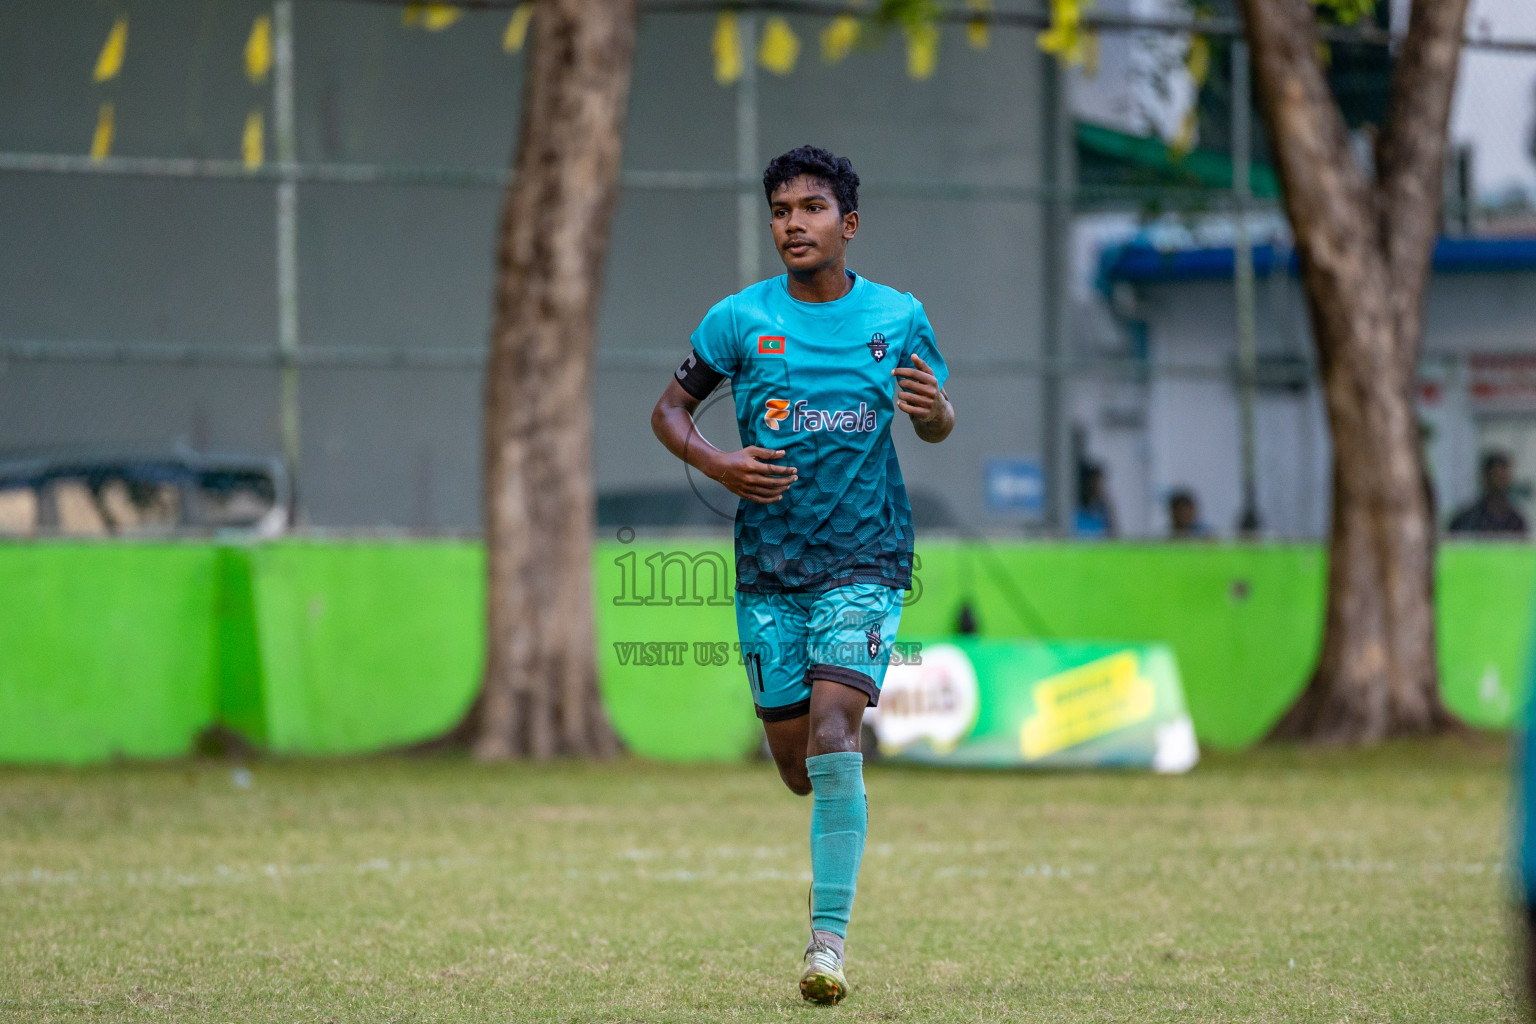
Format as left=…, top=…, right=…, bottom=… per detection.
left=651, top=144, right=954, bottom=1004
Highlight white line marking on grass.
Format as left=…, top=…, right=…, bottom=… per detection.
left=0, top=855, right=484, bottom=890
left=0, top=847, right=1506, bottom=892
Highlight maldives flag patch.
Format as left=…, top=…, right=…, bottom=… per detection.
left=757, top=335, right=786, bottom=355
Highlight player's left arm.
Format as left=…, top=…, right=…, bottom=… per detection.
left=893, top=353, right=954, bottom=443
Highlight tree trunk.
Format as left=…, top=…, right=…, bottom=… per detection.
left=1238, top=0, right=1469, bottom=743
left=469, top=0, right=637, bottom=759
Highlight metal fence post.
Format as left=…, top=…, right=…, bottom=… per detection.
left=735, top=14, right=759, bottom=291
left=1041, top=55, right=1076, bottom=534
left=1232, top=37, right=1261, bottom=535
left=274, top=0, right=302, bottom=521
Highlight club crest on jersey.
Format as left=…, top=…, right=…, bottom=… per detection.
left=867, top=332, right=888, bottom=362
left=763, top=398, right=790, bottom=430
left=866, top=628, right=882, bottom=659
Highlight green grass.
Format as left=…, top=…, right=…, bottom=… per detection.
left=0, top=738, right=1521, bottom=1022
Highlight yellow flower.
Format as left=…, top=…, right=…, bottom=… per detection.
left=1036, top=0, right=1096, bottom=68
left=821, top=16, right=861, bottom=64
left=759, top=17, right=800, bottom=76
left=242, top=109, right=265, bottom=169
left=90, top=103, right=115, bottom=161
left=502, top=4, right=533, bottom=53
left=401, top=3, right=462, bottom=32
left=966, top=0, right=991, bottom=50
left=905, top=22, right=938, bottom=81
left=712, top=12, right=743, bottom=85
left=93, top=17, right=128, bottom=83
left=245, top=16, right=273, bottom=85
left=1185, top=35, right=1210, bottom=87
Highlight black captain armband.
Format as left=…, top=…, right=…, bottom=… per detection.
left=675, top=349, right=726, bottom=400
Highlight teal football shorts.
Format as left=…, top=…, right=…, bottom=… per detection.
left=734, top=582, right=905, bottom=721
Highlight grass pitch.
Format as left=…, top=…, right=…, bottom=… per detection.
left=0, top=738, right=1519, bottom=1022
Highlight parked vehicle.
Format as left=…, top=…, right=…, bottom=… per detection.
left=0, top=447, right=289, bottom=538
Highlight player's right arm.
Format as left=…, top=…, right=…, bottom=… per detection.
left=651, top=378, right=798, bottom=504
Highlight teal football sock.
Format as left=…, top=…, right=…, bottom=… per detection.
left=806, top=751, right=867, bottom=940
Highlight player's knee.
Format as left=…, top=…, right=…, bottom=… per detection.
left=810, top=716, right=859, bottom=755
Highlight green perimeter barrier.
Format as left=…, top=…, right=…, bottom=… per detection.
left=0, top=543, right=222, bottom=763
left=245, top=541, right=483, bottom=754
left=893, top=543, right=1326, bottom=750
left=591, top=540, right=1536, bottom=753
left=595, top=543, right=754, bottom=761
left=0, top=539, right=1531, bottom=763
left=216, top=546, right=266, bottom=746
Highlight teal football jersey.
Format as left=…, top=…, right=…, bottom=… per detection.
left=687, top=270, right=949, bottom=594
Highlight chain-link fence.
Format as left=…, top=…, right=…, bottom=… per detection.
left=1, top=0, right=1533, bottom=541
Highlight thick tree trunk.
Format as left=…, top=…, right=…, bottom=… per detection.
left=468, top=0, right=637, bottom=759
left=1238, top=0, right=1469, bottom=742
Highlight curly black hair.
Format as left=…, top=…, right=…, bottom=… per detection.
left=762, top=145, right=859, bottom=216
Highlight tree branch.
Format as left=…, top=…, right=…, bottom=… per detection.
left=1238, top=0, right=1375, bottom=309
left=1374, top=0, right=1472, bottom=365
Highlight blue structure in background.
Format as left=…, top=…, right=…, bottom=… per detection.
left=984, top=458, right=1045, bottom=518
left=1101, top=235, right=1536, bottom=287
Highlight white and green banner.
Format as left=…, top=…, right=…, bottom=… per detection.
left=867, top=639, right=1198, bottom=772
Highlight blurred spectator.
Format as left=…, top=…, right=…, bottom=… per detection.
left=1167, top=489, right=1214, bottom=540
left=1448, top=451, right=1527, bottom=537
left=1073, top=463, right=1116, bottom=538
